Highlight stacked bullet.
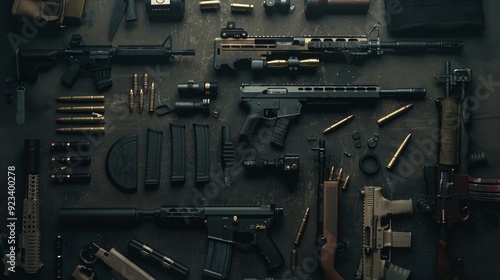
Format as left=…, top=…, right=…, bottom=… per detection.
left=55, top=95, right=106, bottom=134
left=129, top=72, right=155, bottom=113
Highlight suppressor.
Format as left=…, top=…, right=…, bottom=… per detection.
left=128, top=239, right=189, bottom=278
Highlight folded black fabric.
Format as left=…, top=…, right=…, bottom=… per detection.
left=385, top=0, right=485, bottom=36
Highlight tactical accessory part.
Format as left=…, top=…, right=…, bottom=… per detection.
left=80, top=242, right=155, bottom=280
left=175, top=99, right=210, bottom=116
left=6, top=88, right=14, bottom=104
left=56, top=127, right=105, bottom=133
left=133, top=73, right=139, bottom=96
left=194, top=123, right=211, bottom=183
left=139, top=88, right=144, bottom=112
left=51, top=156, right=91, bottom=166
left=51, top=173, right=91, bottom=184
left=56, top=235, right=63, bottom=279
left=145, top=0, right=185, bottom=22
left=51, top=141, right=91, bottom=152
left=387, top=133, right=412, bottom=170
left=354, top=140, right=362, bottom=148
left=105, top=133, right=138, bottom=193
left=128, top=239, right=190, bottom=278
left=200, top=0, right=221, bottom=10
left=178, top=80, right=218, bottom=99
left=307, top=137, right=317, bottom=141
left=263, top=0, right=291, bottom=14
left=323, top=114, right=355, bottom=134
left=244, top=155, right=299, bottom=174
left=344, top=151, right=352, bottom=157
left=351, top=130, right=361, bottom=140
left=221, top=126, right=235, bottom=186
left=56, top=106, right=105, bottom=113
left=368, top=137, right=378, bottom=148
left=231, top=3, right=254, bottom=13
left=293, top=207, right=310, bottom=246
left=155, top=104, right=174, bottom=116
left=342, top=175, right=350, bottom=190
left=56, top=95, right=105, bottom=102
left=213, top=106, right=221, bottom=118
left=16, top=86, right=26, bottom=125
left=305, top=0, right=370, bottom=17
left=220, top=21, right=248, bottom=38
left=149, top=81, right=155, bottom=113
left=145, top=129, right=163, bottom=189
left=377, top=104, right=414, bottom=126
left=170, top=124, right=186, bottom=183
left=291, top=249, right=297, bottom=273
left=56, top=116, right=105, bottom=123
left=359, top=153, right=380, bottom=175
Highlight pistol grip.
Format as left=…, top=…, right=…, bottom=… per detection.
left=270, top=118, right=289, bottom=149
left=240, top=110, right=262, bottom=137
left=255, top=232, right=284, bottom=270
left=204, top=239, right=232, bottom=279
left=61, top=60, right=80, bottom=88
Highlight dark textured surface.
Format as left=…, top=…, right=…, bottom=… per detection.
left=1, top=0, right=500, bottom=279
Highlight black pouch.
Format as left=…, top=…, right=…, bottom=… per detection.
left=385, top=0, right=485, bottom=36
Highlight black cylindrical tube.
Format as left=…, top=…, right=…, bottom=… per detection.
left=25, top=139, right=40, bottom=174
left=59, top=208, right=145, bottom=225
left=51, top=141, right=91, bottom=153
left=51, top=156, right=91, bottom=166
left=128, top=239, right=190, bottom=278
left=178, top=81, right=218, bottom=98
left=51, top=173, right=91, bottom=184
left=380, top=88, right=426, bottom=99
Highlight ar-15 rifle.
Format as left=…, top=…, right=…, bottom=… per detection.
left=3, top=139, right=42, bottom=275
left=312, top=140, right=343, bottom=280
left=59, top=204, right=284, bottom=280
left=213, top=22, right=462, bottom=73
left=239, top=83, right=426, bottom=148
left=355, top=186, right=412, bottom=280
left=17, top=34, right=195, bottom=91
left=416, top=62, right=500, bottom=279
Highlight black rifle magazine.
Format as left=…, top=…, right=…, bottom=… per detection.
left=170, top=124, right=186, bottom=184
left=145, top=129, right=163, bottom=189
left=194, top=123, right=210, bottom=184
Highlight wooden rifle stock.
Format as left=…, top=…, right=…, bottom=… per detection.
left=321, top=180, right=343, bottom=280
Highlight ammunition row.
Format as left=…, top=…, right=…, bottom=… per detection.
left=55, top=95, right=106, bottom=134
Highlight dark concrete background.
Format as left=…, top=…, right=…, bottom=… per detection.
left=1, top=0, right=500, bottom=279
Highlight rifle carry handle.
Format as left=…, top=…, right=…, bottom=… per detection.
left=204, top=239, right=232, bottom=279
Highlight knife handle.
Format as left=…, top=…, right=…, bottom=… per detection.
left=125, top=0, right=138, bottom=22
